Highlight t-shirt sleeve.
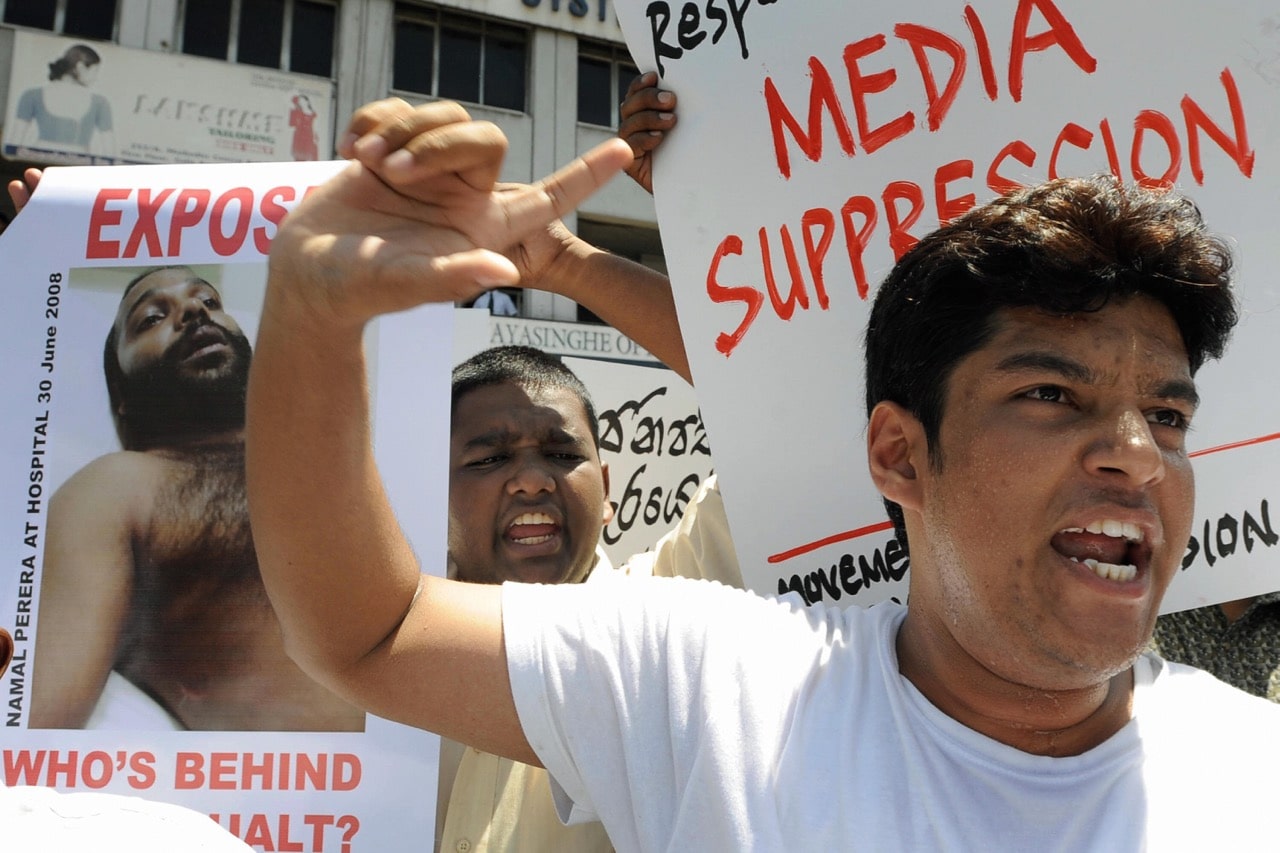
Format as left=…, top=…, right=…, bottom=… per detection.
left=502, top=574, right=830, bottom=850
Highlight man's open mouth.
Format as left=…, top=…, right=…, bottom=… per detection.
left=1050, top=520, right=1149, bottom=583
left=177, top=325, right=230, bottom=363
left=507, top=512, right=559, bottom=545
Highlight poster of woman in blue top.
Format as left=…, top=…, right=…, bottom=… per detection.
left=12, top=43, right=115, bottom=161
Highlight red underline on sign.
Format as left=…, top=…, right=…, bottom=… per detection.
left=1189, top=430, right=1280, bottom=458
left=767, top=520, right=895, bottom=564
left=767, top=430, right=1280, bottom=565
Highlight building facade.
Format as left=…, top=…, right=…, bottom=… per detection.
left=0, top=0, right=663, bottom=324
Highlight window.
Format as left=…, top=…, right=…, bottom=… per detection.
left=393, top=4, right=528, bottom=113
left=577, top=40, right=638, bottom=128
left=181, top=0, right=337, bottom=78
left=2, top=0, right=117, bottom=40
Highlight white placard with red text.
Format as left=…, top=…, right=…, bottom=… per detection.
left=613, top=0, right=1280, bottom=611
left=0, top=161, right=448, bottom=852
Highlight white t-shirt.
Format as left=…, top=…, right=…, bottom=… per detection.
left=505, top=576, right=1280, bottom=852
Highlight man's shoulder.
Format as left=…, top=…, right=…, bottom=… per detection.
left=65, top=449, right=176, bottom=482
left=1139, top=653, right=1280, bottom=737
left=1136, top=656, right=1280, bottom=837
left=53, top=451, right=173, bottom=510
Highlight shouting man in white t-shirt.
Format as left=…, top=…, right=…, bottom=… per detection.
left=246, top=98, right=1279, bottom=851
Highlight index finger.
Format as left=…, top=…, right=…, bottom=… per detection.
left=500, top=138, right=633, bottom=238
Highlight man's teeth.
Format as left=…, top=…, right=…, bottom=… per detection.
left=509, top=512, right=555, bottom=545
left=511, top=512, right=554, bottom=526
left=1069, top=557, right=1137, bottom=583
left=1062, top=520, right=1143, bottom=542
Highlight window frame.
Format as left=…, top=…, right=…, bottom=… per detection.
left=576, top=38, right=638, bottom=129
left=391, top=2, right=530, bottom=115
left=0, top=0, right=119, bottom=40
left=179, top=0, right=338, bottom=79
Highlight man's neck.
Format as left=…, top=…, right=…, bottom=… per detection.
left=139, top=427, right=244, bottom=453
left=895, top=610, right=1134, bottom=757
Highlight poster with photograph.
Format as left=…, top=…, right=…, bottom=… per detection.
left=0, top=160, right=448, bottom=851
left=612, top=0, right=1280, bottom=612
left=4, top=30, right=335, bottom=167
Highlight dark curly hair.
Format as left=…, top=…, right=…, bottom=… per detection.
left=865, top=175, right=1238, bottom=552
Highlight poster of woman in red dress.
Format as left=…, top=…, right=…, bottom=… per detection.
left=288, top=93, right=318, bottom=161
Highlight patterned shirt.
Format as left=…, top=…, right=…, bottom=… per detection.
left=1152, top=592, right=1280, bottom=701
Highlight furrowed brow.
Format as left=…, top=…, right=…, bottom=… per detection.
left=462, top=428, right=513, bottom=450
left=545, top=427, right=580, bottom=445
left=992, top=351, right=1095, bottom=384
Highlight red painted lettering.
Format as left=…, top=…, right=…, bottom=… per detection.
left=882, top=181, right=925, bottom=259
left=934, top=159, right=975, bottom=224
left=895, top=22, right=966, bottom=132
left=964, top=4, right=999, bottom=100
left=707, top=235, right=764, bottom=357
left=1181, top=68, right=1255, bottom=184
left=1131, top=109, right=1181, bottom=189
left=760, top=225, right=809, bottom=320
left=1008, top=0, right=1097, bottom=102
left=839, top=195, right=877, bottom=299
left=987, top=139, right=1036, bottom=195
left=801, top=207, right=835, bottom=310
left=1048, top=122, right=1093, bottom=179
left=843, top=34, right=915, bottom=154
left=1098, top=118, right=1123, bottom=179
left=764, top=58, right=855, bottom=179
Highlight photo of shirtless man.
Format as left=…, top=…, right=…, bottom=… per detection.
left=30, top=264, right=364, bottom=731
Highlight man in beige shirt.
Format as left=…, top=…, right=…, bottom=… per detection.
left=435, top=73, right=734, bottom=850
left=438, top=346, right=739, bottom=853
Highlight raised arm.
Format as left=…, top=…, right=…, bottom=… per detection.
left=512, top=223, right=691, bottom=382
left=506, top=74, right=690, bottom=382
left=30, top=455, right=143, bottom=727
left=247, top=100, right=630, bottom=762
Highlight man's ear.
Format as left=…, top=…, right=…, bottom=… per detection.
left=867, top=401, right=926, bottom=513
left=600, top=462, right=615, bottom=525
left=0, top=628, right=13, bottom=678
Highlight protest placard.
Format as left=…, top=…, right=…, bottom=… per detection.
left=564, top=357, right=714, bottom=566
left=0, top=161, right=446, bottom=851
left=612, top=0, right=1280, bottom=611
